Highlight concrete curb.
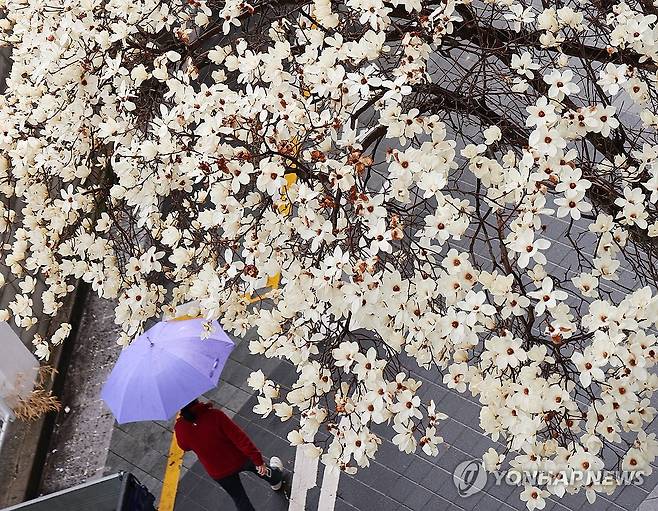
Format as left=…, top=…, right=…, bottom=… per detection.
left=0, top=282, right=90, bottom=507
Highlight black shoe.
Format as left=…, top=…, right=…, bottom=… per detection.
left=279, top=471, right=293, bottom=500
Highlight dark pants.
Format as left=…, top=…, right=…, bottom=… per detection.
left=215, top=460, right=283, bottom=511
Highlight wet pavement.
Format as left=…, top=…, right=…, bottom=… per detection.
left=100, top=335, right=658, bottom=511
left=32, top=234, right=658, bottom=511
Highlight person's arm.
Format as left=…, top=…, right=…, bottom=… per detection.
left=175, top=428, right=191, bottom=452
left=215, top=409, right=264, bottom=467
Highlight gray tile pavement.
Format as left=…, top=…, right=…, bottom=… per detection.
left=35, top=281, right=656, bottom=511
left=90, top=329, right=658, bottom=511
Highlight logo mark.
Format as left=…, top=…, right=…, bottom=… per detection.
left=453, top=459, right=487, bottom=497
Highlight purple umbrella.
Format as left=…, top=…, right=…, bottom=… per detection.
left=101, top=318, right=234, bottom=424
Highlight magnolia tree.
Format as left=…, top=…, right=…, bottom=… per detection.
left=3, top=0, right=658, bottom=506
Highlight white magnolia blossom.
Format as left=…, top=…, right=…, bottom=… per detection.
left=3, top=0, right=658, bottom=507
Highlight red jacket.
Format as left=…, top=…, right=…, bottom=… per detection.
left=174, top=402, right=263, bottom=479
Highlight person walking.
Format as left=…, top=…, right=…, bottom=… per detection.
left=174, top=399, right=285, bottom=511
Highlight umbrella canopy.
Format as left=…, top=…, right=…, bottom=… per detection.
left=101, top=318, right=234, bottom=424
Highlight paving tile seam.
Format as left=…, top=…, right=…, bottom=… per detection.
left=409, top=367, right=658, bottom=478
left=220, top=341, right=489, bottom=509
left=334, top=496, right=362, bottom=510
left=107, top=448, right=165, bottom=484
left=226, top=367, right=517, bottom=510
left=361, top=435, right=627, bottom=511
left=340, top=473, right=467, bottom=511
left=372, top=459, right=519, bottom=511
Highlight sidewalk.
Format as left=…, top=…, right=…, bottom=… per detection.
left=100, top=334, right=658, bottom=511
left=30, top=293, right=658, bottom=511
